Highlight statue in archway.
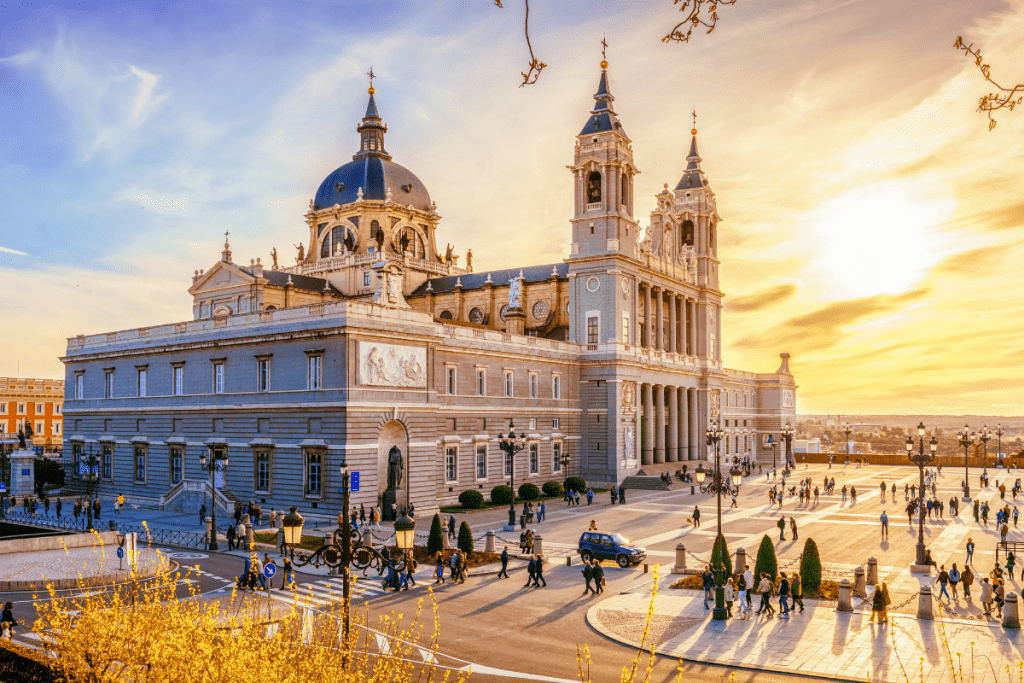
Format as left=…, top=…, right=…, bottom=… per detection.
left=387, top=446, right=404, bottom=489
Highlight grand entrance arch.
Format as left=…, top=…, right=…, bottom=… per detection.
left=377, top=420, right=409, bottom=521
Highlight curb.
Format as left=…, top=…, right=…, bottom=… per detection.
left=0, top=556, right=173, bottom=592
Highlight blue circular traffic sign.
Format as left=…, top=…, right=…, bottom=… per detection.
left=0, top=482, right=6, bottom=492
left=116, top=547, right=124, bottom=559
left=264, top=563, right=276, bottom=578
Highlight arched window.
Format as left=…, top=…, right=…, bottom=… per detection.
left=682, top=220, right=695, bottom=247
left=621, top=173, right=627, bottom=206
left=370, top=220, right=384, bottom=249
left=439, top=310, right=454, bottom=320
left=587, top=172, right=602, bottom=204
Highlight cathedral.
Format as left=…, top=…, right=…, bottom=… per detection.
left=61, top=59, right=797, bottom=520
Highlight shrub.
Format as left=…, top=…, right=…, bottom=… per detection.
left=457, top=521, right=474, bottom=557
left=753, top=534, right=778, bottom=584
left=800, top=538, right=822, bottom=594
left=711, top=533, right=733, bottom=578
left=542, top=481, right=563, bottom=497
left=490, top=485, right=513, bottom=505
left=427, top=513, right=444, bottom=556
left=458, top=490, right=484, bottom=509
left=517, top=483, right=540, bottom=501
left=565, top=476, right=586, bottom=493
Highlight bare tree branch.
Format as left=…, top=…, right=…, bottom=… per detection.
left=494, top=0, right=547, bottom=87
left=954, top=36, right=1024, bottom=131
left=662, top=0, right=737, bottom=44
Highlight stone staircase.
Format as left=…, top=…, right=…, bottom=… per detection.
left=620, top=475, right=672, bottom=491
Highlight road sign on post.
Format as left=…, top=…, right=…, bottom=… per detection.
left=0, top=482, right=6, bottom=493
left=351, top=471, right=360, bottom=492
left=116, top=545, right=124, bottom=570
left=264, top=563, right=276, bottom=578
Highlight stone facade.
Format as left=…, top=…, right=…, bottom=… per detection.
left=60, top=64, right=796, bottom=518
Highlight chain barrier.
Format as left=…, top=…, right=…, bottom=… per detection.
left=888, top=591, right=920, bottom=612
left=935, top=600, right=986, bottom=621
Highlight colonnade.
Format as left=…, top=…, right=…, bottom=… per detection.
left=639, top=384, right=702, bottom=465
left=639, top=283, right=698, bottom=355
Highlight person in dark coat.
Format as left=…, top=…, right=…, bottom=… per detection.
left=610, top=487, right=617, bottom=505
left=55, top=498, right=63, bottom=517
left=497, top=546, right=509, bottom=579
left=618, top=488, right=626, bottom=504
left=199, top=503, right=206, bottom=525
left=94, top=498, right=102, bottom=520
left=525, top=556, right=537, bottom=588
left=448, top=515, right=457, bottom=540
left=226, top=524, right=236, bottom=551
left=592, top=561, right=605, bottom=594
left=532, top=555, right=547, bottom=587
left=582, top=559, right=595, bottom=595
left=1, top=602, right=17, bottom=639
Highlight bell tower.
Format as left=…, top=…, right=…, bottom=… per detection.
left=568, top=55, right=640, bottom=260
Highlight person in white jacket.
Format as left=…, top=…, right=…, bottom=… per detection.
left=723, top=578, right=736, bottom=617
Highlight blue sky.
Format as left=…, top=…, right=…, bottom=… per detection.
left=1, top=0, right=1023, bottom=414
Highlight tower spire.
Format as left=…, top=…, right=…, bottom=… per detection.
left=579, top=45, right=626, bottom=137
left=354, top=68, right=390, bottom=161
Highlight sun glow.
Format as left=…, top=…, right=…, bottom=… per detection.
left=808, top=187, right=954, bottom=299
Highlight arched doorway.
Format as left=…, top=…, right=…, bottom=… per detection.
left=377, top=420, right=409, bottom=520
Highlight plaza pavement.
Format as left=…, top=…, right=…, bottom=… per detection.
left=0, top=543, right=169, bottom=590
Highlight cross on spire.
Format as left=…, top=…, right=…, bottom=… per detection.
left=692, top=108, right=697, bottom=129
left=367, top=66, right=375, bottom=88
left=601, top=35, right=608, bottom=60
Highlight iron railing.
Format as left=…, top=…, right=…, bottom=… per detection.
left=1, top=510, right=206, bottom=549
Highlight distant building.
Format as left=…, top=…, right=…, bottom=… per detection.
left=793, top=439, right=820, bottom=454
left=0, top=377, right=64, bottom=452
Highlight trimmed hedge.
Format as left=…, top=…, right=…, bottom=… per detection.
left=458, top=489, right=484, bottom=509
left=753, top=534, right=778, bottom=584
left=565, top=476, right=586, bottom=493
left=427, top=513, right=445, bottom=556
left=542, top=480, right=563, bottom=497
left=517, top=483, right=540, bottom=501
left=800, top=538, right=822, bottom=594
left=0, top=639, right=60, bottom=683
left=458, top=521, right=474, bottom=556
left=490, top=485, right=513, bottom=505
left=711, top=533, right=733, bottom=578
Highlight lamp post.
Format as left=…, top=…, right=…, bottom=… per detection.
left=905, top=422, right=937, bottom=567
left=958, top=425, right=973, bottom=503
left=80, top=444, right=100, bottom=531
left=781, top=421, right=795, bottom=470
left=198, top=451, right=229, bottom=551
left=498, top=421, right=527, bottom=528
left=696, top=421, right=742, bottom=622
left=996, top=424, right=1005, bottom=469
left=559, top=451, right=571, bottom=501
left=980, top=426, right=991, bottom=479
left=843, top=423, right=852, bottom=463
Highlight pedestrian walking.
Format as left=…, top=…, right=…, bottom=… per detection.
left=116, top=493, right=124, bottom=514
left=692, top=506, right=701, bottom=528
left=791, top=572, right=804, bottom=612
left=448, top=515, right=457, bottom=540
left=841, top=485, right=847, bottom=503
left=980, top=578, right=994, bottom=615
left=1001, top=523, right=1009, bottom=546
left=55, top=498, right=62, bottom=517
left=199, top=503, right=206, bottom=525
left=724, top=578, right=735, bottom=617
left=1007, top=552, right=1016, bottom=581
left=618, top=487, right=625, bottom=504
left=737, top=573, right=749, bottom=615
left=610, top=487, right=616, bottom=505
left=582, top=559, right=595, bottom=595
left=538, top=502, right=546, bottom=523
left=966, top=538, right=975, bottom=565
left=880, top=481, right=886, bottom=502
left=226, top=523, right=236, bottom=551
left=281, top=556, right=296, bottom=590
left=586, top=489, right=594, bottom=505
left=1014, top=507, right=1019, bottom=527
left=962, top=565, right=974, bottom=599
left=1, top=602, right=18, bottom=640
left=949, top=564, right=961, bottom=598
left=497, top=546, right=509, bottom=579
left=880, top=510, right=889, bottom=539
left=743, top=566, right=754, bottom=611
left=533, top=554, right=547, bottom=587
left=756, top=573, right=775, bottom=616
left=434, top=553, right=445, bottom=584
left=778, top=572, right=791, bottom=618
left=525, top=556, right=537, bottom=588
left=850, top=486, right=857, bottom=504
left=789, top=516, right=798, bottom=541
left=593, top=561, right=605, bottom=594
left=936, top=565, right=950, bottom=600
left=702, top=566, right=714, bottom=609
left=777, top=517, right=786, bottom=541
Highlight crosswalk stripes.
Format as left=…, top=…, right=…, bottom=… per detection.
left=261, top=576, right=410, bottom=609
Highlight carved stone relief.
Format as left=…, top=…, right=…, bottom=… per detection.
left=358, top=342, right=427, bottom=388
left=710, top=389, right=721, bottom=417
left=782, top=389, right=796, bottom=409
left=621, top=381, right=636, bottom=410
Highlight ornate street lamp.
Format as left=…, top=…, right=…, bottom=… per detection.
left=958, top=425, right=973, bottom=503
left=198, top=451, right=228, bottom=550
left=905, top=422, right=937, bottom=568
left=701, top=421, right=741, bottom=622
left=781, top=421, right=795, bottom=470
left=559, top=451, right=572, bottom=501
left=843, top=423, right=852, bottom=463
left=80, top=445, right=100, bottom=531
left=979, top=426, right=991, bottom=479
left=996, top=424, right=1005, bottom=469
left=498, top=421, right=527, bottom=528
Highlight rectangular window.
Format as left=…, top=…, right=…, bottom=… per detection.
left=446, top=366, right=457, bottom=395
left=587, top=316, right=599, bottom=344
left=170, top=447, right=182, bottom=484
left=137, top=369, right=147, bottom=397
left=308, top=355, right=323, bottom=390
left=35, top=421, right=44, bottom=434
left=257, top=359, right=271, bottom=392
left=504, top=452, right=513, bottom=477
left=173, top=366, right=184, bottom=396
left=102, top=444, right=113, bottom=479
left=710, top=337, right=715, bottom=359
left=213, top=363, right=225, bottom=394
left=476, top=445, right=487, bottom=479
left=75, top=373, right=84, bottom=399
left=255, top=450, right=271, bottom=492
left=529, top=418, right=537, bottom=430
left=504, top=371, right=513, bottom=398
left=35, top=403, right=43, bottom=413
left=54, top=404, right=61, bottom=414
left=445, top=446, right=458, bottom=483
left=529, top=443, right=539, bottom=474
left=305, top=450, right=322, bottom=496
left=552, top=375, right=561, bottom=400
left=0, top=404, right=6, bottom=414
left=54, top=423, right=61, bottom=435
left=552, top=418, right=560, bottom=429
left=553, top=441, right=562, bottom=472
left=363, top=271, right=371, bottom=287
left=529, top=373, right=538, bottom=398
left=476, top=369, right=486, bottom=396
left=134, top=446, right=146, bottom=482
left=104, top=370, right=115, bottom=399
left=622, top=313, right=630, bottom=343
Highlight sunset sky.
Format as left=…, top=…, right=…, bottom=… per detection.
left=0, top=0, right=1021, bottom=415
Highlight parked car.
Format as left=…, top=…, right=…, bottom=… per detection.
left=577, top=531, right=646, bottom=568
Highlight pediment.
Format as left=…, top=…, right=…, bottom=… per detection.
left=188, top=262, right=256, bottom=296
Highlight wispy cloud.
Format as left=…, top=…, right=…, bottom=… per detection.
left=0, top=246, right=29, bottom=256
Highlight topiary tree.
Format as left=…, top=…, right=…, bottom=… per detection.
left=800, top=538, right=822, bottom=595
left=710, top=533, right=733, bottom=578
left=753, top=534, right=778, bottom=584
left=458, top=521, right=474, bottom=557
left=542, top=480, right=563, bottom=497
left=34, top=457, right=66, bottom=498
left=427, top=513, right=444, bottom=557
left=517, top=482, right=540, bottom=501
left=565, top=476, right=586, bottom=493
left=490, top=485, right=513, bottom=505
left=458, top=489, right=484, bottom=509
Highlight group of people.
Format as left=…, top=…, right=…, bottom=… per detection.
left=434, top=549, right=468, bottom=584
left=236, top=552, right=295, bottom=591
left=702, top=565, right=804, bottom=620
left=1, top=494, right=106, bottom=520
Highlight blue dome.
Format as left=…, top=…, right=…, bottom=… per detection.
left=313, top=156, right=432, bottom=212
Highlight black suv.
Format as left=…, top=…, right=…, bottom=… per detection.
left=577, top=531, right=646, bottom=568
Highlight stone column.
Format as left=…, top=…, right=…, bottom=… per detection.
left=644, top=285, right=653, bottom=349
left=673, top=543, right=687, bottom=574
left=867, top=557, right=878, bottom=585
left=533, top=533, right=544, bottom=557
left=837, top=579, right=853, bottom=612
left=485, top=530, right=496, bottom=553
left=667, top=386, right=679, bottom=463
left=653, top=287, right=663, bottom=350
left=854, top=566, right=866, bottom=597
left=689, top=299, right=698, bottom=357
left=680, top=387, right=690, bottom=461
left=688, top=388, right=699, bottom=460
left=668, top=291, right=677, bottom=354
left=654, top=385, right=666, bottom=464
left=917, top=585, right=934, bottom=620
left=1004, top=593, right=1020, bottom=628
left=642, top=383, right=654, bottom=465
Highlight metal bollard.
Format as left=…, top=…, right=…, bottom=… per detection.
left=533, top=534, right=544, bottom=557
left=1004, top=593, right=1020, bottom=629
left=918, top=585, right=934, bottom=620
left=485, top=530, right=496, bottom=553
left=854, top=567, right=867, bottom=597
left=566, top=555, right=572, bottom=567
left=244, top=514, right=254, bottom=550
left=644, top=563, right=649, bottom=573
left=673, top=543, right=687, bottom=574
left=837, top=579, right=853, bottom=612
left=362, top=529, right=372, bottom=547
left=867, top=557, right=878, bottom=585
